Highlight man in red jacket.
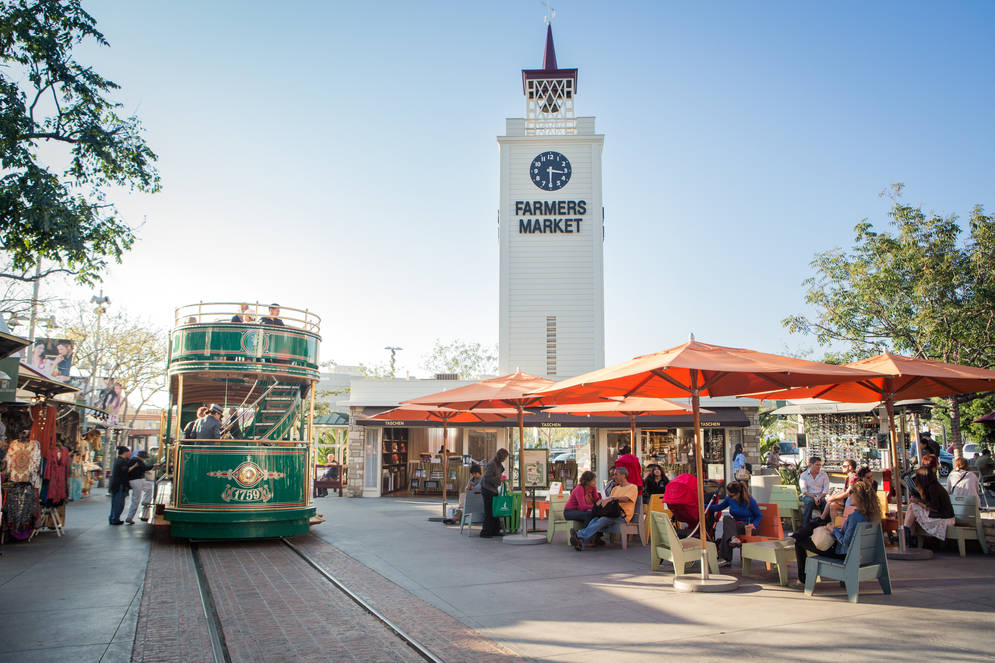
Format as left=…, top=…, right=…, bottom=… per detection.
left=615, top=444, right=643, bottom=494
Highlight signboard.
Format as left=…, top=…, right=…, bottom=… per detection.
left=175, top=447, right=307, bottom=509
left=707, top=463, right=725, bottom=481
left=0, top=356, right=19, bottom=402
left=26, top=338, right=74, bottom=381
left=513, top=448, right=549, bottom=489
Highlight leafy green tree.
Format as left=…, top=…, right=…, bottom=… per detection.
left=0, top=0, right=159, bottom=285
left=421, top=339, right=497, bottom=380
left=784, top=185, right=995, bottom=453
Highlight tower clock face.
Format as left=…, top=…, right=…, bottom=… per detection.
left=530, top=151, right=571, bottom=191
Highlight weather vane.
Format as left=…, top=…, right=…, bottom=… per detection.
left=541, top=2, right=556, bottom=25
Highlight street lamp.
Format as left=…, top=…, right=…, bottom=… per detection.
left=384, top=346, right=402, bottom=378
left=89, top=292, right=110, bottom=486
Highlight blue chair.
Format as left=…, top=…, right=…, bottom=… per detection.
left=804, top=522, right=892, bottom=603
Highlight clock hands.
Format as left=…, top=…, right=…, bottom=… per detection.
left=546, top=166, right=565, bottom=188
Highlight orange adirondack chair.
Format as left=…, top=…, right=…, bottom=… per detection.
left=738, top=503, right=785, bottom=543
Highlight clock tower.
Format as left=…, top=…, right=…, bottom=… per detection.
left=498, top=25, right=605, bottom=378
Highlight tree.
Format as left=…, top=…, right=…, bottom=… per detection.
left=784, top=184, right=995, bottom=452
left=421, top=339, right=497, bottom=380
left=0, top=0, right=159, bottom=286
left=58, top=300, right=167, bottom=463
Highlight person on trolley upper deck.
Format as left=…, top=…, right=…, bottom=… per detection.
left=231, top=303, right=255, bottom=323
left=260, top=303, right=284, bottom=326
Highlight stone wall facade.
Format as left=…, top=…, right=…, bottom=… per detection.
left=346, top=406, right=366, bottom=497
left=741, top=407, right=762, bottom=464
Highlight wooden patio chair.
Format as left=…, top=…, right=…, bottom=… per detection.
left=804, top=523, right=892, bottom=603
left=915, top=495, right=989, bottom=557
left=649, top=512, right=718, bottom=575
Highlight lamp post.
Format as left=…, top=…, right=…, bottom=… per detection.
left=90, top=293, right=110, bottom=486
left=384, top=346, right=402, bottom=378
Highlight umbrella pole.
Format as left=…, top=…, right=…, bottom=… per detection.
left=630, top=415, right=637, bottom=460
left=690, top=373, right=709, bottom=581
left=911, top=412, right=923, bottom=464
left=519, top=406, right=526, bottom=537
left=885, top=398, right=907, bottom=553
left=442, top=419, right=448, bottom=521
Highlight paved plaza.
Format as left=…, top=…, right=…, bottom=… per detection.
left=1, top=493, right=993, bottom=662
left=311, top=495, right=995, bottom=662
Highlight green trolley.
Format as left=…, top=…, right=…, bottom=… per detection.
left=159, top=302, right=321, bottom=539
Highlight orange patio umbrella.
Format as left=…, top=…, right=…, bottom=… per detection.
left=530, top=338, right=883, bottom=588
left=403, top=371, right=555, bottom=543
left=748, top=352, right=995, bottom=557
left=366, top=404, right=518, bottom=520
left=543, top=397, right=711, bottom=462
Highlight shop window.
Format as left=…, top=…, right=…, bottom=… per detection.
left=364, top=428, right=379, bottom=489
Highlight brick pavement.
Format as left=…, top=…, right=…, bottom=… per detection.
left=131, top=529, right=214, bottom=663
left=131, top=531, right=519, bottom=662
left=291, top=534, right=522, bottom=663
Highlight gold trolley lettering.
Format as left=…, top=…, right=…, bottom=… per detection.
left=221, top=484, right=274, bottom=503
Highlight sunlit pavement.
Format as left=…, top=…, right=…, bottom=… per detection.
left=312, top=495, right=995, bottom=662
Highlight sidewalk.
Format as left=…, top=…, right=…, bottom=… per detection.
left=0, top=493, right=152, bottom=663
left=312, top=495, right=995, bottom=662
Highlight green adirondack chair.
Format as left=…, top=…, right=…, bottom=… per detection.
left=804, top=522, right=892, bottom=603
left=650, top=512, right=718, bottom=575
left=769, top=484, right=802, bottom=532
left=546, top=495, right=585, bottom=544
left=915, top=494, right=990, bottom=557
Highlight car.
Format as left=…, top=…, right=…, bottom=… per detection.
left=961, top=442, right=981, bottom=466
left=550, top=450, right=576, bottom=463
left=937, top=449, right=953, bottom=477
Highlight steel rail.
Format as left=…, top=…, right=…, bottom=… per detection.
left=190, top=543, right=232, bottom=663
left=280, top=538, right=444, bottom=663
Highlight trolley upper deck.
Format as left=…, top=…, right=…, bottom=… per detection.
left=168, top=302, right=322, bottom=388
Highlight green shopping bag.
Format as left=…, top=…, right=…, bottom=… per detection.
left=491, top=484, right=514, bottom=518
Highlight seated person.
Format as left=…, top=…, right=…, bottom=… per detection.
left=642, top=464, right=668, bottom=504
left=946, top=457, right=979, bottom=501
left=563, top=470, right=601, bottom=526
left=570, top=467, right=637, bottom=550
left=822, top=465, right=875, bottom=521
left=795, top=481, right=881, bottom=587
left=976, top=449, right=994, bottom=479
left=465, top=464, right=482, bottom=494
left=707, top=481, right=762, bottom=565
left=799, top=456, right=829, bottom=523
left=602, top=467, right=618, bottom=496
left=904, top=454, right=955, bottom=547
left=231, top=303, right=255, bottom=323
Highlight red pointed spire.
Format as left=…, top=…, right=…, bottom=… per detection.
left=542, top=23, right=557, bottom=70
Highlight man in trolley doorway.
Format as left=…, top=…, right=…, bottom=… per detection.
left=195, top=404, right=223, bottom=441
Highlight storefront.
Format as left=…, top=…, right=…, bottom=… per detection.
left=348, top=397, right=760, bottom=498
left=769, top=399, right=933, bottom=473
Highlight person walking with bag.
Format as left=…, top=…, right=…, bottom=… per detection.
left=480, top=448, right=509, bottom=538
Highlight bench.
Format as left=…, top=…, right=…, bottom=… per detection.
left=650, top=512, right=718, bottom=575
left=313, top=464, right=347, bottom=497
left=769, top=484, right=801, bottom=532
left=915, top=494, right=990, bottom=557
left=804, top=522, right=892, bottom=603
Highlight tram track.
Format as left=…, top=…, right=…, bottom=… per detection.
left=187, top=539, right=444, bottom=663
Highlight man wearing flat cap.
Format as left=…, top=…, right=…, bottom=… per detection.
left=195, top=404, right=224, bottom=440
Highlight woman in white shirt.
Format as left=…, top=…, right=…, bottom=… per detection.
left=946, top=456, right=979, bottom=501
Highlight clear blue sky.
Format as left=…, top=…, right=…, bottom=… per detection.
left=67, top=0, right=995, bottom=376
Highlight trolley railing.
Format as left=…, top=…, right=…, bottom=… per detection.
left=174, top=302, right=321, bottom=334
